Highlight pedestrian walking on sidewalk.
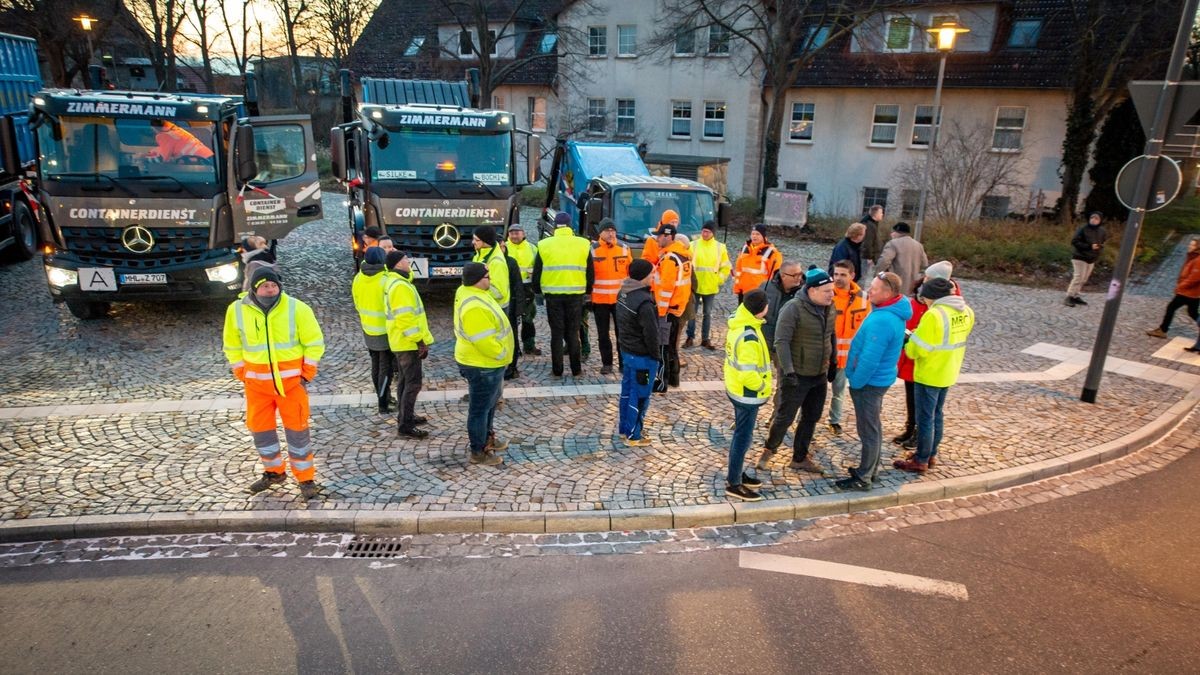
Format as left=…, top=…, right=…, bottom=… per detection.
left=894, top=277, right=976, bottom=474
left=352, top=246, right=395, bottom=413
left=1146, top=236, right=1200, bottom=338
left=758, top=266, right=835, bottom=475
left=724, top=289, right=773, bottom=502
left=454, top=262, right=513, bottom=466
left=833, top=271, right=911, bottom=491
left=686, top=221, right=732, bottom=349
left=385, top=250, right=434, bottom=439
left=224, top=267, right=326, bottom=500
left=1065, top=212, right=1107, bottom=307
left=616, top=259, right=660, bottom=446
left=828, top=260, right=870, bottom=436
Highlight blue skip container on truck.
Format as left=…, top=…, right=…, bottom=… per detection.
left=0, top=32, right=42, bottom=262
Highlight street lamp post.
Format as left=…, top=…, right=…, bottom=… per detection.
left=913, top=20, right=970, bottom=244
left=74, top=15, right=96, bottom=87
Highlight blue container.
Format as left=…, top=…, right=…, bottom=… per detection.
left=0, top=31, right=42, bottom=167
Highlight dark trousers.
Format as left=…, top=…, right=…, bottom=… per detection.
left=545, top=293, right=584, bottom=376
left=1160, top=294, right=1200, bottom=332
left=369, top=348, right=395, bottom=410
left=765, top=374, right=828, bottom=461
left=520, top=284, right=537, bottom=352
left=902, top=379, right=915, bottom=433
left=593, top=303, right=620, bottom=367
left=506, top=302, right=521, bottom=374
left=394, top=350, right=422, bottom=427
left=666, top=314, right=683, bottom=386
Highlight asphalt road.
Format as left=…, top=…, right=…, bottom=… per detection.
left=2, top=441, right=1197, bottom=675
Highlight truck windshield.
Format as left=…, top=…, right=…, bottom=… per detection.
left=37, top=116, right=218, bottom=188
left=612, top=188, right=716, bottom=238
left=370, top=128, right=511, bottom=185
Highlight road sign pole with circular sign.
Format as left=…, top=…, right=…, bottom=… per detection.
left=1115, top=154, right=1182, bottom=212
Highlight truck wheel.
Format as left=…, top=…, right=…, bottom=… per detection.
left=66, top=300, right=110, bottom=320
left=2, top=201, right=36, bottom=262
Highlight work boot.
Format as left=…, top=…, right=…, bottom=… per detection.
left=1072, top=295, right=1088, bottom=306
left=902, top=451, right=937, bottom=468
left=828, top=422, right=843, bottom=435
left=504, top=367, right=519, bottom=380
left=378, top=402, right=391, bottom=414
left=469, top=450, right=503, bottom=466
left=298, top=481, right=321, bottom=500
left=892, top=428, right=914, bottom=445
left=755, top=448, right=777, bottom=470
left=834, top=475, right=871, bottom=492
left=398, top=425, right=429, bottom=439
left=600, top=364, right=613, bottom=375
left=892, top=458, right=929, bottom=473
left=902, top=436, right=916, bottom=450
left=1146, top=328, right=1168, bottom=338
left=682, top=337, right=695, bottom=349
left=247, top=471, right=286, bottom=494
left=525, top=346, right=542, bottom=355
left=411, top=415, right=429, bottom=425
left=486, top=433, right=509, bottom=452
left=790, top=458, right=824, bottom=474
left=701, top=340, right=716, bottom=351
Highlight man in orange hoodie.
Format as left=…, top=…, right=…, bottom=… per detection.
left=733, top=224, right=782, bottom=302
left=1147, top=236, right=1200, bottom=339
left=652, top=224, right=692, bottom=389
left=827, top=259, right=870, bottom=435
left=642, top=209, right=679, bottom=264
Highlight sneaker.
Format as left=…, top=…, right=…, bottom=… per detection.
left=755, top=448, right=777, bottom=470
left=891, top=429, right=914, bottom=445
left=741, top=472, right=763, bottom=488
left=411, top=415, right=429, bottom=425
left=682, top=337, right=695, bottom=349
left=829, top=422, right=843, bottom=435
left=298, top=480, right=321, bottom=500
left=1073, top=296, right=1088, bottom=306
left=247, top=471, right=286, bottom=494
left=1146, top=328, right=1168, bottom=338
left=600, top=364, right=613, bottom=375
left=902, top=436, right=916, bottom=450
left=790, top=458, right=825, bottom=474
left=701, top=340, right=717, bottom=351
left=625, top=437, right=652, bottom=447
left=892, top=458, right=929, bottom=473
left=1063, top=296, right=1076, bottom=307
left=469, top=451, right=503, bottom=466
left=398, top=425, right=429, bottom=439
left=834, top=475, right=871, bottom=492
left=486, top=434, right=509, bottom=452
left=725, top=483, right=764, bottom=502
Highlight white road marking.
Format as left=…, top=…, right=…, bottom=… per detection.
left=739, top=550, right=969, bottom=601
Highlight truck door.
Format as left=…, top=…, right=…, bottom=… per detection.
left=228, top=115, right=322, bottom=241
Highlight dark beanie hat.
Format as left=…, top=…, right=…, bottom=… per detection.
left=743, top=288, right=769, bottom=315
left=554, top=211, right=572, bottom=225
left=250, top=266, right=281, bottom=290
left=598, top=217, right=617, bottom=231
left=363, top=225, right=382, bottom=239
left=473, top=225, right=497, bottom=247
left=385, top=249, right=407, bottom=269
left=462, top=261, right=489, bottom=286
left=364, top=246, right=386, bottom=265
left=701, top=220, right=716, bottom=233
left=1088, top=211, right=1103, bottom=220
left=804, top=264, right=833, bottom=289
left=628, top=258, right=653, bottom=281
left=893, top=221, right=912, bottom=234
left=752, top=223, right=768, bottom=238
left=919, top=277, right=954, bottom=301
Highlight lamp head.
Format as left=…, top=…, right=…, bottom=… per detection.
left=928, top=20, right=969, bottom=52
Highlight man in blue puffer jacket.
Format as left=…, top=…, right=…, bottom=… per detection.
left=835, top=271, right=912, bottom=491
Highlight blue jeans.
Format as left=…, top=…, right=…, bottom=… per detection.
left=913, top=382, right=949, bottom=463
left=686, top=293, right=716, bottom=342
left=828, top=367, right=848, bottom=425
left=618, top=351, right=656, bottom=440
left=459, top=364, right=505, bottom=454
left=728, top=397, right=762, bottom=485
left=849, top=385, right=888, bottom=481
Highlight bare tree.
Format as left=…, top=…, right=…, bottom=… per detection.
left=128, top=0, right=188, bottom=91
left=891, top=121, right=1028, bottom=222
left=181, top=0, right=216, bottom=90
left=0, top=0, right=122, bottom=86
left=304, top=0, right=379, bottom=67
left=269, top=0, right=310, bottom=106
left=218, top=0, right=251, bottom=76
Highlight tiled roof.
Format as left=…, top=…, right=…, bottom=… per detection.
left=349, top=0, right=565, bottom=86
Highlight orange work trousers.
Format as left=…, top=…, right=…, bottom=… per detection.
left=245, top=378, right=314, bottom=482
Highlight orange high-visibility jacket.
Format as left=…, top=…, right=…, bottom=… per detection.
left=733, top=241, right=782, bottom=296
left=150, top=121, right=214, bottom=161
left=654, top=241, right=693, bottom=317
left=832, top=281, right=870, bottom=368
left=592, top=240, right=632, bottom=305
left=641, top=236, right=661, bottom=264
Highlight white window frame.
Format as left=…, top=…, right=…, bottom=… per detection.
left=491, top=95, right=504, bottom=110
left=788, top=102, right=815, bottom=143
left=674, top=26, right=696, bottom=56
left=671, top=100, right=692, bottom=139
left=459, top=29, right=497, bottom=57
left=869, top=104, right=900, bottom=147
left=992, top=106, right=1027, bottom=152
left=616, top=98, right=636, bottom=136
left=883, top=14, right=914, bottom=53
left=528, top=96, right=546, bottom=132
left=587, top=98, right=607, bottom=135
left=588, top=26, right=607, bottom=57
left=909, top=104, right=942, bottom=148
left=459, top=30, right=475, bottom=56
left=703, top=100, right=726, bottom=140
left=708, top=24, right=731, bottom=55
left=617, top=25, right=637, bottom=57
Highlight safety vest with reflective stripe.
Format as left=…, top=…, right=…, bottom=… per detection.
left=903, top=299, right=975, bottom=388
left=351, top=268, right=390, bottom=336
left=454, top=284, right=513, bottom=369
left=641, top=236, right=661, bottom=264
left=507, top=239, right=537, bottom=284
left=723, top=304, right=773, bottom=405
left=591, top=240, right=631, bottom=305
left=689, top=237, right=732, bottom=296
left=537, top=226, right=591, bottom=295
left=733, top=241, right=782, bottom=295
left=832, top=282, right=870, bottom=368
left=473, top=244, right=511, bottom=309
left=653, top=241, right=692, bottom=318
left=385, top=271, right=435, bottom=352
left=223, top=293, right=326, bottom=396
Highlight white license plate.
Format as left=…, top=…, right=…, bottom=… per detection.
left=120, top=273, right=168, bottom=285
left=409, top=257, right=429, bottom=279
left=431, top=265, right=462, bottom=278
left=79, top=267, right=118, bottom=292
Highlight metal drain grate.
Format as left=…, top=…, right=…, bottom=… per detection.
left=342, top=535, right=408, bottom=558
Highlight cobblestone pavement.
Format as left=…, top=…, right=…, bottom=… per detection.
left=0, top=200, right=1197, bottom=524
left=1, top=408, right=1190, bottom=567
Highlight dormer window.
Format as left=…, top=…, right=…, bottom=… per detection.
left=404, top=36, right=424, bottom=57
left=1008, top=19, right=1043, bottom=48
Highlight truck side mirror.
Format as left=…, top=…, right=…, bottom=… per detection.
left=330, top=127, right=346, bottom=181
left=0, top=116, right=19, bottom=176
left=585, top=198, right=602, bottom=226
left=527, top=134, right=540, bottom=184
left=235, top=126, right=258, bottom=183
left=718, top=202, right=731, bottom=228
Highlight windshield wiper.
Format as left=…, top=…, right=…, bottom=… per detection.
left=445, top=179, right=500, bottom=199
left=44, top=172, right=134, bottom=195
left=122, top=175, right=202, bottom=199
left=393, top=177, right=447, bottom=198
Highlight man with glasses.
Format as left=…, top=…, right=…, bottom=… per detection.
left=755, top=260, right=804, bottom=442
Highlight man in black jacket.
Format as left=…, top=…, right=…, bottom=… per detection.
left=616, top=259, right=660, bottom=447
left=759, top=260, right=804, bottom=426
left=859, top=204, right=884, bottom=278
left=1065, top=211, right=1106, bottom=306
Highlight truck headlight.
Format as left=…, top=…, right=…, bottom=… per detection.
left=205, top=262, right=240, bottom=283
left=45, top=266, right=78, bottom=288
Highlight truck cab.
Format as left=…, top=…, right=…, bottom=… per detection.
left=24, top=89, right=321, bottom=318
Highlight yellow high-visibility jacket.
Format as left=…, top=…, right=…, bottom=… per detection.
left=723, top=303, right=773, bottom=405
left=454, top=284, right=513, bottom=368
left=385, top=271, right=434, bottom=352
left=223, top=292, right=325, bottom=396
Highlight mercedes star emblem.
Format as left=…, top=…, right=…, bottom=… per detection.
left=121, top=225, right=155, bottom=254
left=433, top=222, right=460, bottom=249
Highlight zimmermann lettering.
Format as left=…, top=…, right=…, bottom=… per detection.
left=65, top=102, right=180, bottom=117
left=397, top=114, right=487, bottom=128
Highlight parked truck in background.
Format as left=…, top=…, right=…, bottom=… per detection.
left=0, top=32, right=41, bottom=263
left=2, top=81, right=322, bottom=319
left=330, top=72, right=538, bottom=280
left=538, top=140, right=727, bottom=255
